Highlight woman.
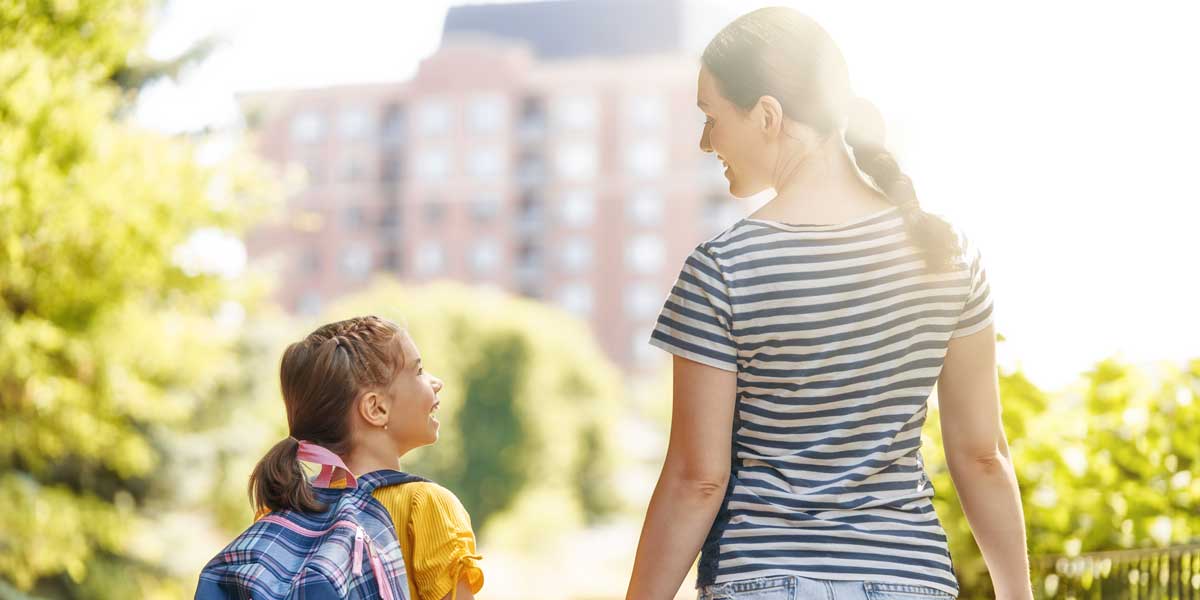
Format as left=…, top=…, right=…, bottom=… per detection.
left=626, top=8, right=1032, bottom=600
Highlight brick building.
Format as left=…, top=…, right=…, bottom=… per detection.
left=239, top=0, right=739, bottom=371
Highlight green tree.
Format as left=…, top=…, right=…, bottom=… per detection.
left=0, top=1, right=273, bottom=595
left=924, top=353, right=1200, bottom=599
left=456, top=333, right=532, bottom=526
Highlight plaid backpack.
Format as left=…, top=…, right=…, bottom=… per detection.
left=196, top=442, right=427, bottom=600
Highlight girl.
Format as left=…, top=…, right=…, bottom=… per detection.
left=250, top=316, right=484, bottom=600
left=626, top=7, right=1032, bottom=600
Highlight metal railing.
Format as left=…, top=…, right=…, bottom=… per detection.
left=1027, top=544, right=1200, bottom=599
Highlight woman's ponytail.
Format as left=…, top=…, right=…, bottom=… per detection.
left=701, top=8, right=965, bottom=272
left=248, top=436, right=325, bottom=513
left=845, top=98, right=962, bottom=272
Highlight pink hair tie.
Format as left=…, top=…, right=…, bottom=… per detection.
left=295, top=440, right=357, bottom=489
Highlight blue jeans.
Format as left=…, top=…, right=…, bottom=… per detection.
left=697, top=574, right=956, bottom=600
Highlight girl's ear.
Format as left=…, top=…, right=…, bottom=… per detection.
left=357, top=391, right=389, bottom=428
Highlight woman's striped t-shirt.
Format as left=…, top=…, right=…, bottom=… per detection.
left=649, top=206, right=994, bottom=596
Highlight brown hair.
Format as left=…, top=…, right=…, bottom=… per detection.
left=702, top=7, right=961, bottom=271
left=248, top=315, right=406, bottom=513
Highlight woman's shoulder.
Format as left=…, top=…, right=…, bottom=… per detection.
left=695, top=217, right=788, bottom=262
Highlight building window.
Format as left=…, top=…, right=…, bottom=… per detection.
left=558, top=283, right=593, bottom=318
left=339, top=155, right=366, bottom=181
left=518, top=96, right=547, bottom=141
left=515, top=242, right=543, bottom=297
left=556, top=142, right=597, bottom=181
left=415, top=241, right=445, bottom=275
left=517, top=191, right=543, bottom=235
left=468, top=146, right=506, bottom=180
left=297, top=248, right=321, bottom=274
left=517, top=150, right=545, bottom=185
left=470, top=239, right=500, bottom=274
left=337, top=106, right=373, bottom=139
left=342, top=205, right=364, bottom=229
left=289, top=111, right=324, bottom=143
left=625, top=94, right=666, bottom=130
left=626, top=235, right=665, bottom=274
left=624, top=282, right=661, bottom=318
left=561, top=237, right=593, bottom=273
left=415, top=148, right=451, bottom=181
left=626, top=140, right=666, bottom=178
left=381, top=247, right=403, bottom=272
left=556, top=94, right=597, bottom=131
left=416, top=100, right=452, bottom=137
left=380, top=103, right=406, bottom=144
left=468, top=93, right=508, bottom=134
left=378, top=203, right=400, bottom=229
left=627, top=188, right=664, bottom=226
left=471, top=192, right=502, bottom=223
left=380, top=151, right=404, bottom=182
left=424, top=201, right=446, bottom=226
left=340, top=243, right=372, bottom=279
left=560, top=188, right=594, bottom=228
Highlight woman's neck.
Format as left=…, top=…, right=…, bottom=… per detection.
left=753, top=136, right=891, bottom=223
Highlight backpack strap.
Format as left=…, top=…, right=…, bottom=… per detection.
left=355, top=469, right=430, bottom=494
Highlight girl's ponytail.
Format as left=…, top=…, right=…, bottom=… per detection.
left=248, top=436, right=325, bottom=513
left=250, top=316, right=407, bottom=514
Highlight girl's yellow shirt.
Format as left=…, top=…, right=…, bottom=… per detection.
left=373, top=481, right=484, bottom=600
left=255, top=481, right=483, bottom=600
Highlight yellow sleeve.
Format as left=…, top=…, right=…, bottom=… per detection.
left=405, top=483, right=484, bottom=600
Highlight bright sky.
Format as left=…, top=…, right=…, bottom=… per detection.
left=138, top=0, right=1200, bottom=390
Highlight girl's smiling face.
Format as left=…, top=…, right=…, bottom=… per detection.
left=383, top=331, right=443, bottom=451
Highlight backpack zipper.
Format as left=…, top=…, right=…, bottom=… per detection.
left=353, top=525, right=365, bottom=576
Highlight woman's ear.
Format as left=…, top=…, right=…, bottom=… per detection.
left=756, top=95, right=785, bottom=137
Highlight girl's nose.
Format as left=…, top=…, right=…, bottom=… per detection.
left=699, top=127, right=713, bottom=153
left=432, top=376, right=444, bottom=392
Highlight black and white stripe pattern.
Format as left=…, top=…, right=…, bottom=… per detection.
left=650, top=206, right=993, bottom=596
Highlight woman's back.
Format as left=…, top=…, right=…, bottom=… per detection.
left=650, top=206, right=993, bottom=595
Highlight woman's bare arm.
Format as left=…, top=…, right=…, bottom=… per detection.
left=626, top=356, right=737, bottom=600
left=937, top=324, right=1033, bottom=600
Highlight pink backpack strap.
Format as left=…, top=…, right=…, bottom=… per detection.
left=296, top=440, right=357, bottom=489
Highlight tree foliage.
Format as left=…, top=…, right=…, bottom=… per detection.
left=0, top=1, right=272, bottom=595
left=924, top=351, right=1200, bottom=598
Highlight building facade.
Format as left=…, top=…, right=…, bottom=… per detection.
left=239, top=0, right=740, bottom=371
